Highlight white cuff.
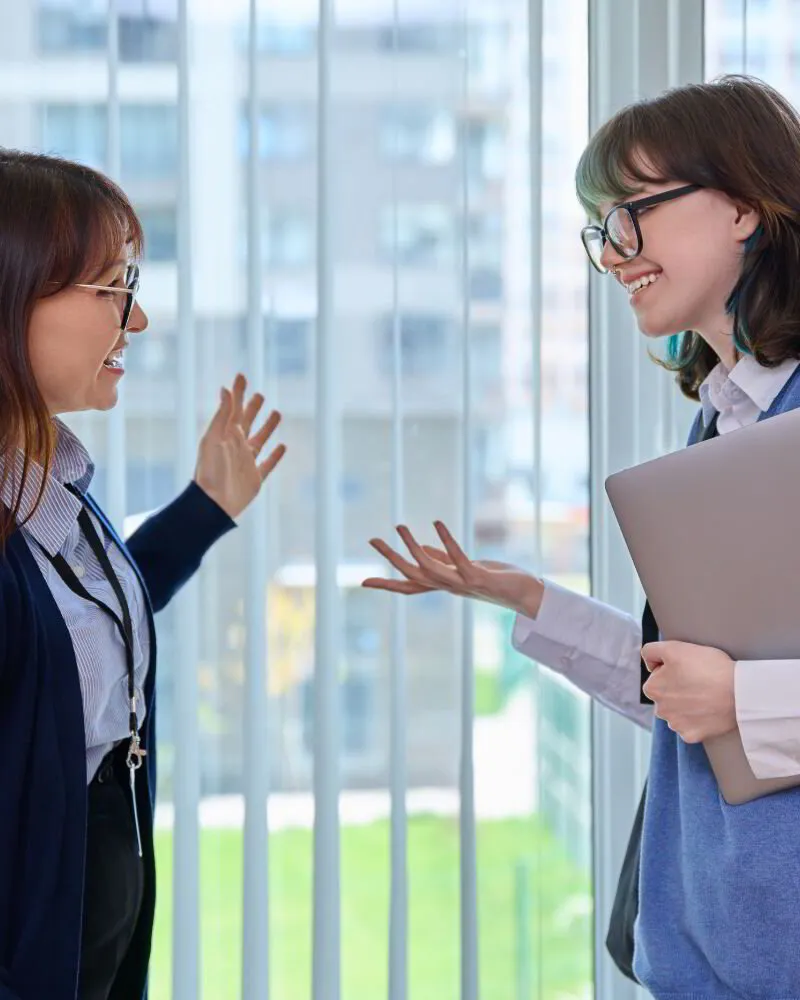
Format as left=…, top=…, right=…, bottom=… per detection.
left=735, top=659, right=800, bottom=779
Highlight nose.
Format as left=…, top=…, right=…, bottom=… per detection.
left=599, top=238, right=626, bottom=274
left=127, top=300, right=149, bottom=335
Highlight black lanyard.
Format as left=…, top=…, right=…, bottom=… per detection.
left=40, top=485, right=146, bottom=772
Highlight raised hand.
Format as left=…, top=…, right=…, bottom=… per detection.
left=194, top=373, right=286, bottom=520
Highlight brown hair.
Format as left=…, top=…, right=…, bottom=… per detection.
left=0, top=150, right=142, bottom=546
left=575, top=75, right=800, bottom=399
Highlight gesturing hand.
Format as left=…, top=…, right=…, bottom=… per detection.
left=194, top=373, right=286, bottom=520
left=362, top=520, right=545, bottom=620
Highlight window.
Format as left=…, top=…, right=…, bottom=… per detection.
left=376, top=23, right=458, bottom=52
left=263, top=210, right=314, bottom=267
left=121, top=105, right=178, bottom=181
left=461, top=118, right=506, bottom=183
left=380, top=106, right=456, bottom=164
left=123, top=327, right=177, bottom=378
left=471, top=323, right=503, bottom=398
left=119, top=1, right=179, bottom=63
left=463, top=211, right=504, bottom=265
left=380, top=204, right=454, bottom=265
left=257, top=22, right=316, bottom=54
left=240, top=106, right=313, bottom=161
left=467, top=22, right=509, bottom=90
left=37, top=0, right=106, bottom=52
left=378, top=313, right=453, bottom=376
left=26, top=0, right=593, bottom=996
left=267, top=317, right=312, bottom=376
left=41, top=104, right=106, bottom=170
left=40, top=103, right=178, bottom=182
left=37, top=0, right=177, bottom=59
left=138, top=206, right=178, bottom=262
left=469, top=267, right=503, bottom=301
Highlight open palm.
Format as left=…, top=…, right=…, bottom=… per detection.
left=194, top=373, right=286, bottom=520
left=362, top=521, right=543, bottom=619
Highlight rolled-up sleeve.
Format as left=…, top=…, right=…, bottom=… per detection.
left=734, top=659, right=800, bottom=778
left=511, top=580, right=653, bottom=730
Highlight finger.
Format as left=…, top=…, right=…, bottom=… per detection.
left=208, top=386, right=233, bottom=435
left=433, top=521, right=474, bottom=574
left=242, top=392, right=266, bottom=437
left=641, top=642, right=667, bottom=670
left=231, top=373, right=247, bottom=426
left=369, top=537, right=432, bottom=584
left=396, top=525, right=461, bottom=584
left=362, top=578, right=434, bottom=595
left=421, top=545, right=455, bottom=566
left=258, top=444, right=286, bottom=481
left=423, top=541, right=508, bottom=574
left=250, top=410, right=282, bottom=456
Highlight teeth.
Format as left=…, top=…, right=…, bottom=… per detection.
left=103, top=350, right=124, bottom=369
left=628, top=272, right=660, bottom=295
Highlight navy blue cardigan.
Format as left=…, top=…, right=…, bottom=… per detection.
left=0, top=481, right=235, bottom=999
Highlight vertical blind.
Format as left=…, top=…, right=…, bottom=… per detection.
left=10, top=0, right=598, bottom=996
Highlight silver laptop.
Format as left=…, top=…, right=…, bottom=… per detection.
left=605, top=406, right=800, bottom=805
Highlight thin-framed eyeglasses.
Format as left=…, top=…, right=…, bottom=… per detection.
left=74, top=263, right=140, bottom=332
left=581, top=184, right=701, bottom=274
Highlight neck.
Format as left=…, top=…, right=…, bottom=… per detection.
left=696, top=315, right=738, bottom=371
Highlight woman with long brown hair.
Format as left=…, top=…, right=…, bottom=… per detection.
left=0, top=150, right=285, bottom=999
left=365, top=75, right=800, bottom=996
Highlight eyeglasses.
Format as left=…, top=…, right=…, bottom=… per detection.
left=580, top=184, right=701, bottom=274
left=74, top=263, right=140, bottom=332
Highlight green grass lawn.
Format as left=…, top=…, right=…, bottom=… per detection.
left=149, top=815, right=592, bottom=1000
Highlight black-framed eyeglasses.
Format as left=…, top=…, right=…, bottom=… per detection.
left=74, top=263, right=140, bottom=332
left=581, top=184, right=701, bottom=274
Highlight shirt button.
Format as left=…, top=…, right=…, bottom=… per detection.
left=72, top=564, right=85, bottom=579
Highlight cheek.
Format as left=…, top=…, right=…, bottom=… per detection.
left=27, top=307, right=102, bottom=400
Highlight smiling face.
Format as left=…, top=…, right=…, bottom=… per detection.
left=27, top=256, right=148, bottom=415
left=597, top=176, right=760, bottom=360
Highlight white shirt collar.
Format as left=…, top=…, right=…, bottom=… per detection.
left=0, top=418, right=94, bottom=556
left=699, top=355, right=800, bottom=426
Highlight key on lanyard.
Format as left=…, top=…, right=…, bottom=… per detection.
left=126, top=696, right=146, bottom=858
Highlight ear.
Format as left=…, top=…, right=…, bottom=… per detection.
left=732, top=201, right=760, bottom=243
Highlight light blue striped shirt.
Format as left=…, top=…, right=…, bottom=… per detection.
left=2, top=420, right=150, bottom=784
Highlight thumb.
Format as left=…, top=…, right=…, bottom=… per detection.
left=641, top=641, right=666, bottom=672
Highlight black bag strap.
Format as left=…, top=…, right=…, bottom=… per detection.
left=639, top=410, right=719, bottom=704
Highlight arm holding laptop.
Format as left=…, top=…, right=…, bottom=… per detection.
left=643, top=642, right=800, bottom=780
left=364, top=520, right=800, bottom=779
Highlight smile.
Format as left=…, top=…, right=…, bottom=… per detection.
left=627, top=273, right=661, bottom=297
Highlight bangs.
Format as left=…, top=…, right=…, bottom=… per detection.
left=575, top=110, right=675, bottom=221
left=43, top=160, right=144, bottom=290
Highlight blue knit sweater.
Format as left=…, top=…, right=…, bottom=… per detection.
left=634, top=363, right=800, bottom=998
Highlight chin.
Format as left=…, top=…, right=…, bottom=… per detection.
left=634, top=313, right=685, bottom=340
left=90, top=388, right=120, bottom=412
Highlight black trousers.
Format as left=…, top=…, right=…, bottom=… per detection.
left=78, top=742, right=145, bottom=1000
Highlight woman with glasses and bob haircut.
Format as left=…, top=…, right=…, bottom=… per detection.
left=364, top=74, right=800, bottom=996
left=0, top=150, right=285, bottom=1000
